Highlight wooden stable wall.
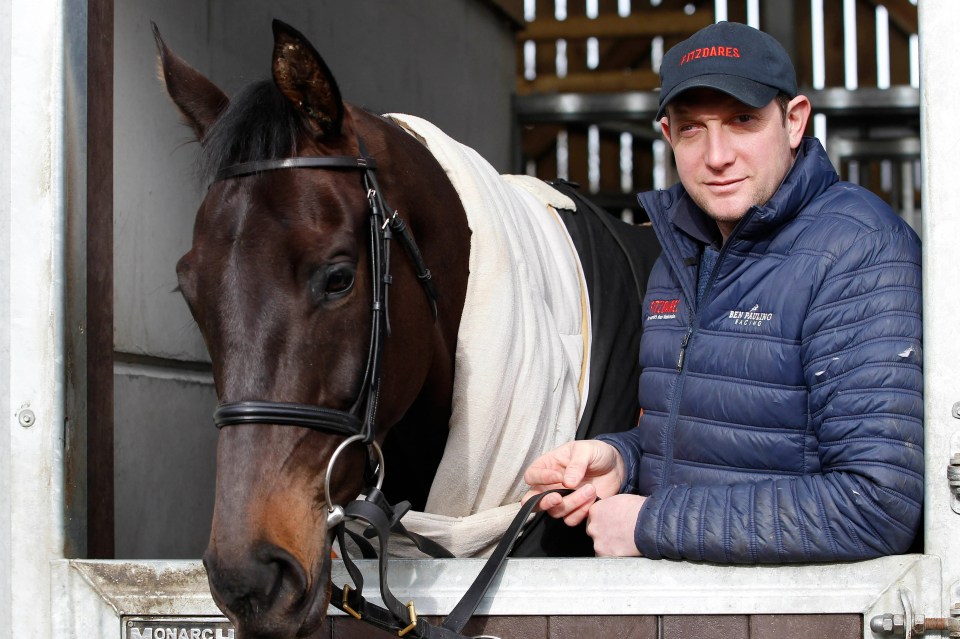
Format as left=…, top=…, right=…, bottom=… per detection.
left=515, top=0, right=920, bottom=223
left=326, top=613, right=861, bottom=638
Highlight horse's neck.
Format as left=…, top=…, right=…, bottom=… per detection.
left=363, top=111, right=469, bottom=511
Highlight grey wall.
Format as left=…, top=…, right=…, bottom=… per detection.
left=113, top=0, right=517, bottom=558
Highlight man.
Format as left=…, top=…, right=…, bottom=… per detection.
left=523, top=21, right=923, bottom=563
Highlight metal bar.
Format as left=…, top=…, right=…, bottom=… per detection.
left=516, top=11, right=711, bottom=41
left=63, top=0, right=89, bottom=561
left=918, top=0, right=960, bottom=617
left=514, top=86, right=920, bottom=123
left=86, top=0, right=115, bottom=560
left=51, top=555, right=938, bottom=620
left=1, top=0, right=69, bottom=634
left=863, top=0, right=919, bottom=36
left=517, top=68, right=660, bottom=95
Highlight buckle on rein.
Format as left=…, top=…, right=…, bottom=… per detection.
left=340, top=583, right=362, bottom=620
left=399, top=600, right=418, bottom=637
left=340, top=584, right=418, bottom=637
left=329, top=478, right=570, bottom=637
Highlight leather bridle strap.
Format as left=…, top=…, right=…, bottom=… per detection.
left=213, top=155, right=376, bottom=181
left=359, top=150, right=438, bottom=323
left=208, top=137, right=437, bottom=442
left=328, top=489, right=573, bottom=638
left=213, top=401, right=363, bottom=435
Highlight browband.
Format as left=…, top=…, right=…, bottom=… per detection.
left=214, top=155, right=377, bottom=182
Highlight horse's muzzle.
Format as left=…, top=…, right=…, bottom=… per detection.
left=203, top=541, right=331, bottom=638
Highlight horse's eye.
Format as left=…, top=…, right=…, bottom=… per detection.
left=326, top=267, right=354, bottom=293
left=310, top=264, right=356, bottom=303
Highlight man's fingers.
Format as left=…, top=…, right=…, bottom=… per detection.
left=562, top=502, right=592, bottom=527
left=562, top=442, right=602, bottom=487
left=544, top=483, right=597, bottom=521
left=521, top=487, right=563, bottom=508
left=539, top=491, right=563, bottom=510
left=583, top=494, right=645, bottom=557
left=560, top=488, right=597, bottom=526
left=523, top=465, right=564, bottom=487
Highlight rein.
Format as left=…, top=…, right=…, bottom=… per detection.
left=209, top=136, right=561, bottom=638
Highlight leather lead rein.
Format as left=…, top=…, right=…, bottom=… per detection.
left=328, top=488, right=572, bottom=639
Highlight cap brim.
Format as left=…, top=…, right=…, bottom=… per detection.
left=656, top=74, right=780, bottom=121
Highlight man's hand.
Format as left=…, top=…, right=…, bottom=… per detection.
left=586, top=493, right=646, bottom=556
left=522, top=440, right=625, bottom=526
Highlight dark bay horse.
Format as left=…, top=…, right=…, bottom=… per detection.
left=156, top=19, right=657, bottom=639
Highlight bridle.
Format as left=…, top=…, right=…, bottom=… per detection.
left=210, top=137, right=438, bottom=518
left=205, top=135, right=567, bottom=639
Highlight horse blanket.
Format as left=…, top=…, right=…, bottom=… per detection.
left=384, top=113, right=591, bottom=557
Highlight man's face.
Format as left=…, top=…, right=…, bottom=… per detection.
left=662, top=88, right=810, bottom=240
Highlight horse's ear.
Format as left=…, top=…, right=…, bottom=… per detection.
left=152, top=22, right=229, bottom=141
left=271, top=19, right=344, bottom=137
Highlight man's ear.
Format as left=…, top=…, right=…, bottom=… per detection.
left=660, top=117, right=673, bottom=146
left=785, top=95, right=812, bottom=149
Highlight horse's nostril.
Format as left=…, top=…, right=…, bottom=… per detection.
left=204, top=543, right=312, bottom=625
left=259, top=546, right=309, bottom=607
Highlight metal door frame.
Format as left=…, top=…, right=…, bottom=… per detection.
left=3, top=1, right=958, bottom=637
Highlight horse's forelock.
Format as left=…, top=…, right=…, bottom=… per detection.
left=198, top=80, right=304, bottom=183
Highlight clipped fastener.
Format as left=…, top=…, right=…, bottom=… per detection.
left=18, top=409, right=36, bottom=428
left=953, top=402, right=960, bottom=419
left=326, top=505, right=345, bottom=528
left=871, top=612, right=960, bottom=637
left=870, top=613, right=904, bottom=635
left=950, top=458, right=960, bottom=494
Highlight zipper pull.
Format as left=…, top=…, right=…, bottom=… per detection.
left=677, top=330, right=692, bottom=371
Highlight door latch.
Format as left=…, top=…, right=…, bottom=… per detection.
left=949, top=452, right=960, bottom=515
left=869, top=590, right=960, bottom=638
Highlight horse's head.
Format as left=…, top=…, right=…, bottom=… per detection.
left=155, top=20, right=468, bottom=637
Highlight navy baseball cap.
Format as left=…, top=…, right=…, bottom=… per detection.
left=656, top=21, right=798, bottom=121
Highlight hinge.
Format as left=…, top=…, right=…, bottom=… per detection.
left=869, top=589, right=960, bottom=638
left=950, top=404, right=960, bottom=514
left=949, top=452, right=960, bottom=515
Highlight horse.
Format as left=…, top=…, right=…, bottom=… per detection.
left=155, top=19, right=658, bottom=639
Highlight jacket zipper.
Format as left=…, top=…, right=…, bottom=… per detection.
left=662, top=303, right=695, bottom=484
left=676, top=329, right=692, bottom=371
left=663, top=241, right=729, bottom=483
left=676, top=239, right=730, bottom=372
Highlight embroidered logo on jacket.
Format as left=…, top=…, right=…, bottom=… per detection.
left=648, top=298, right=680, bottom=321
left=727, top=304, right=775, bottom=327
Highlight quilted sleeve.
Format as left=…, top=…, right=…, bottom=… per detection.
left=596, top=426, right=646, bottom=494
left=634, top=223, right=923, bottom=563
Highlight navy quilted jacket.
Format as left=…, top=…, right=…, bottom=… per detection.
left=599, top=138, right=923, bottom=563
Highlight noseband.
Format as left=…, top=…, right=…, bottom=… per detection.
left=209, top=137, right=438, bottom=511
